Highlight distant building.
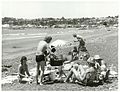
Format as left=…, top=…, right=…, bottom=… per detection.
left=113, top=24, right=118, bottom=27
left=27, top=24, right=34, bottom=27
left=2, top=24, right=9, bottom=28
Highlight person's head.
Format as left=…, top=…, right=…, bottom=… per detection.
left=73, top=33, right=77, bottom=37
left=51, top=45, right=56, bottom=53
left=73, top=46, right=77, bottom=51
left=20, top=56, right=27, bottom=65
left=68, top=51, right=72, bottom=55
left=44, top=36, right=52, bottom=43
left=87, top=57, right=95, bottom=67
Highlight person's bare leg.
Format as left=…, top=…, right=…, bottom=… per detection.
left=39, top=67, right=43, bottom=85
left=36, top=62, right=40, bottom=84
left=70, top=68, right=85, bottom=82
left=65, top=69, right=73, bottom=82
left=39, top=61, right=45, bottom=85
left=78, top=65, right=85, bottom=77
left=58, top=66, right=63, bottom=78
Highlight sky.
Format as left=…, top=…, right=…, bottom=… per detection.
left=1, top=0, right=119, bottom=19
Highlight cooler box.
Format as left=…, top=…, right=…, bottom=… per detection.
left=50, top=59, right=63, bottom=66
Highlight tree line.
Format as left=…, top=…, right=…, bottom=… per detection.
left=2, top=16, right=118, bottom=27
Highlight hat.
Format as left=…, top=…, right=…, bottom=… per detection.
left=87, top=57, right=95, bottom=64
left=94, top=55, right=101, bottom=60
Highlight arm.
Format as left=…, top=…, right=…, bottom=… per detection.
left=74, top=38, right=79, bottom=42
left=95, top=62, right=100, bottom=67
left=19, top=73, right=26, bottom=77
left=25, top=65, right=31, bottom=76
left=43, top=44, right=51, bottom=56
left=80, top=73, right=87, bottom=81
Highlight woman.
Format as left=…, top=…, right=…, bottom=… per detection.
left=18, top=56, right=32, bottom=83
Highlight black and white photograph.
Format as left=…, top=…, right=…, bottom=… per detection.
left=1, top=0, right=119, bottom=91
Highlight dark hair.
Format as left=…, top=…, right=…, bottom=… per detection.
left=20, top=56, right=27, bottom=65
left=44, top=36, right=52, bottom=43
left=51, top=45, right=56, bottom=53
left=73, top=46, right=78, bottom=52
left=73, top=33, right=77, bottom=37
left=51, top=48, right=56, bottom=53
left=68, top=51, right=72, bottom=55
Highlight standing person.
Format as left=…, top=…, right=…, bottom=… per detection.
left=36, top=36, right=52, bottom=85
left=18, top=56, right=32, bottom=83
left=73, top=34, right=85, bottom=54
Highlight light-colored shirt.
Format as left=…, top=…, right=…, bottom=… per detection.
left=36, top=40, right=48, bottom=55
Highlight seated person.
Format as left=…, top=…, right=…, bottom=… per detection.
left=71, top=46, right=79, bottom=61
left=79, top=50, right=90, bottom=61
left=93, top=55, right=110, bottom=81
left=18, top=56, right=33, bottom=83
left=65, top=57, right=97, bottom=85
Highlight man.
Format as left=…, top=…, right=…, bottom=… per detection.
left=93, top=55, right=110, bottom=81
left=36, top=36, right=52, bottom=85
left=73, top=34, right=85, bottom=54
left=65, top=57, right=97, bottom=85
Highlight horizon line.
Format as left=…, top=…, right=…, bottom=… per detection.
left=2, top=15, right=119, bottom=19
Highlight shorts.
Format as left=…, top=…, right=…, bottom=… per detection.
left=36, top=55, right=45, bottom=62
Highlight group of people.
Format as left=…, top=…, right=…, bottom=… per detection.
left=18, top=34, right=110, bottom=86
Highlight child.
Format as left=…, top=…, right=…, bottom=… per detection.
left=18, top=56, right=33, bottom=83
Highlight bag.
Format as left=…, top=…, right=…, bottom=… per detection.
left=49, top=54, right=63, bottom=66
left=50, top=59, right=63, bottom=66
